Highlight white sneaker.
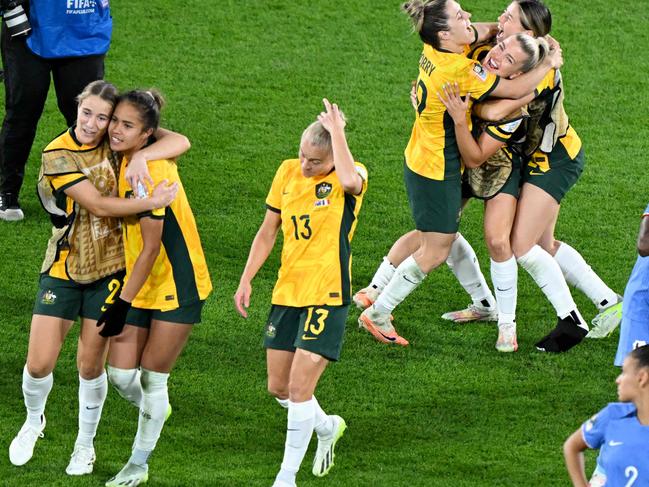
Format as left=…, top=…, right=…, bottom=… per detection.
left=9, top=416, right=46, bottom=466
left=496, top=323, right=518, bottom=353
left=106, top=462, right=149, bottom=486
left=66, top=445, right=96, bottom=475
left=441, top=304, right=498, bottom=323
left=587, top=296, right=623, bottom=339
left=352, top=286, right=379, bottom=310
left=312, top=415, right=347, bottom=477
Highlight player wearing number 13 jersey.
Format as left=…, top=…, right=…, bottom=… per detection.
left=265, top=157, right=365, bottom=308
left=235, top=100, right=366, bottom=486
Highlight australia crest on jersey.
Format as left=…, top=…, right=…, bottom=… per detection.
left=315, top=182, right=332, bottom=199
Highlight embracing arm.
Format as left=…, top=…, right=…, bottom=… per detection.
left=563, top=429, right=589, bottom=487
left=474, top=92, right=534, bottom=122
left=64, top=179, right=177, bottom=218
left=126, top=127, right=191, bottom=187
left=318, top=98, right=363, bottom=195
left=472, top=23, right=498, bottom=44
left=638, top=213, right=649, bottom=257
left=233, top=209, right=282, bottom=318
left=490, top=61, right=553, bottom=99
left=438, top=83, right=506, bottom=168
left=119, top=217, right=164, bottom=303
left=96, top=216, right=163, bottom=337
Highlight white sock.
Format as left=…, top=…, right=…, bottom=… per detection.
left=490, top=257, right=518, bottom=325
left=75, top=371, right=108, bottom=448
left=517, top=245, right=587, bottom=329
left=133, top=368, right=169, bottom=461
left=369, top=257, right=397, bottom=292
left=107, top=365, right=142, bottom=408
left=554, top=242, right=618, bottom=310
left=312, top=396, right=333, bottom=438
left=277, top=398, right=315, bottom=483
left=22, top=366, right=52, bottom=428
left=374, top=256, right=427, bottom=314
left=447, top=234, right=496, bottom=309
left=275, top=397, right=289, bottom=409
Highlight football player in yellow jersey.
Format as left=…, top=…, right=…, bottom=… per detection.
left=9, top=80, right=188, bottom=476
left=437, top=32, right=549, bottom=353
left=467, top=0, right=621, bottom=352
left=234, top=100, right=365, bottom=487
left=357, top=0, right=561, bottom=346
left=90, top=90, right=212, bottom=487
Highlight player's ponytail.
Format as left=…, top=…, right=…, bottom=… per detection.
left=515, top=33, right=548, bottom=73
left=402, top=0, right=449, bottom=50
left=116, top=88, right=165, bottom=132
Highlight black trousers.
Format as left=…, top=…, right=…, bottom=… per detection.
left=0, top=25, right=105, bottom=197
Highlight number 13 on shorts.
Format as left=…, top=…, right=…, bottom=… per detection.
left=302, top=307, right=329, bottom=339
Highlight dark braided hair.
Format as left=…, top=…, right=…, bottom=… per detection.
left=116, top=89, right=165, bottom=132
left=629, top=344, right=649, bottom=370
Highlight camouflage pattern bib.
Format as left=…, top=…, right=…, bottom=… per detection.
left=37, top=133, right=125, bottom=283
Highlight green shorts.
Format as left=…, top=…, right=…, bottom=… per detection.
left=523, top=145, right=585, bottom=203
left=264, top=304, right=350, bottom=362
left=126, top=300, right=205, bottom=328
left=33, top=271, right=126, bottom=321
left=404, top=162, right=461, bottom=234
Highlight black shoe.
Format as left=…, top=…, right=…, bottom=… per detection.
left=0, top=193, right=24, bottom=221
left=535, top=315, right=588, bottom=353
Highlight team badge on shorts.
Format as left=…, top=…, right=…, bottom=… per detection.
left=41, top=290, right=57, bottom=305
left=266, top=323, right=276, bottom=338
left=315, top=182, right=332, bottom=199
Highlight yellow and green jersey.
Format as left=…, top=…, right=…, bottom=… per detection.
left=266, top=159, right=367, bottom=307
left=37, top=129, right=124, bottom=283
left=406, top=43, right=500, bottom=181
left=118, top=158, right=212, bottom=311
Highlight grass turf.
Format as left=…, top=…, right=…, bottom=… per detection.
left=0, top=0, right=647, bottom=485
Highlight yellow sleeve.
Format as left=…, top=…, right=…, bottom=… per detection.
left=49, top=172, right=86, bottom=193
left=484, top=117, right=524, bottom=143
left=140, top=160, right=173, bottom=219
left=459, top=61, right=500, bottom=102
left=265, top=161, right=286, bottom=213
left=354, top=162, right=368, bottom=196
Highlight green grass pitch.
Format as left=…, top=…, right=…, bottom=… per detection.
left=0, top=0, right=648, bottom=485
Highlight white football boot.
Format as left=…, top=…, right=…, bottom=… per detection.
left=9, top=416, right=46, bottom=466
left=105, top=462, right=149, bottom=486
left=66, top=445, right=96, bottom=475
left=312, top=415, right=347, bottom=477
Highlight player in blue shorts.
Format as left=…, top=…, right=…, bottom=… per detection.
left=564, top=345, right=649, bottom=486
left=614, top=203, right=649, bottom=366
